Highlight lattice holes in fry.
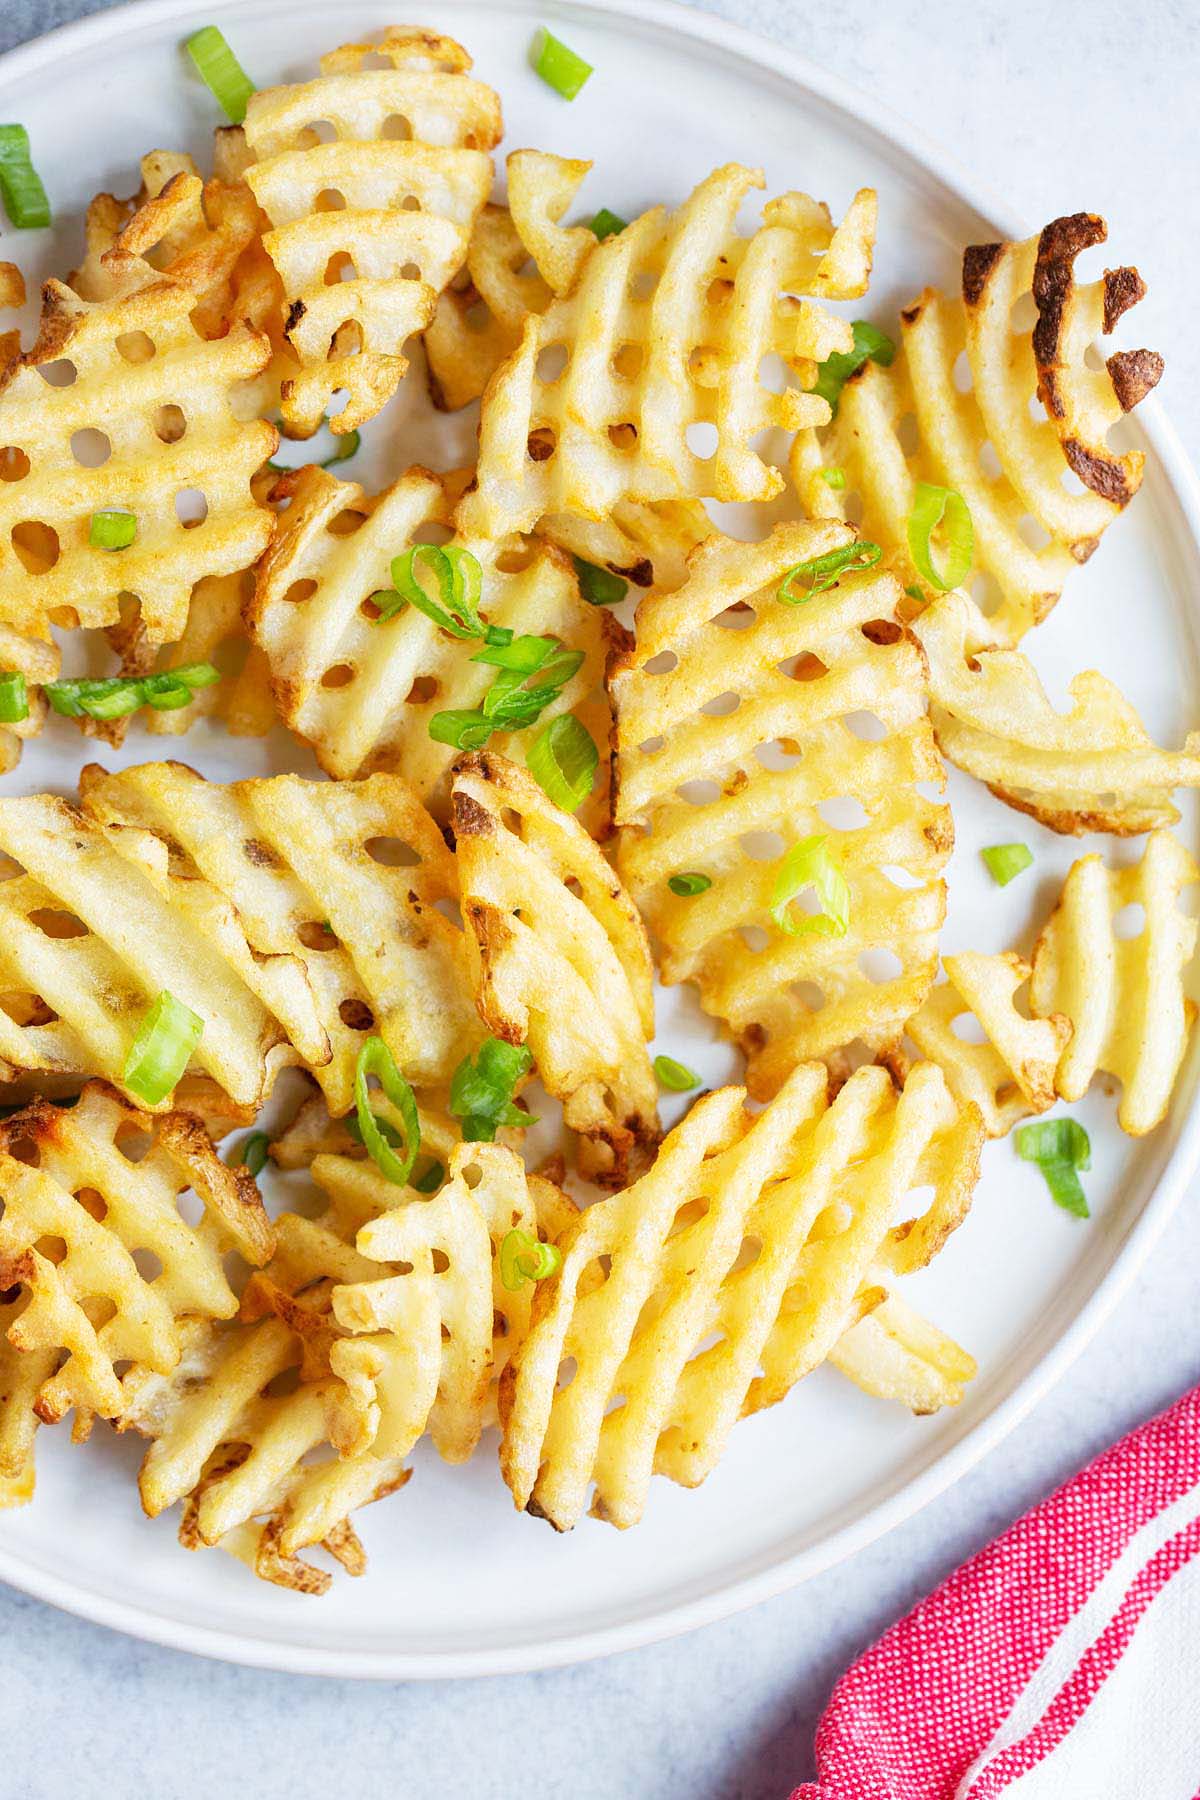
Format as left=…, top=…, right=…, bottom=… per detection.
left=611, top=524, right=952, bottom=1093
left=499, top=1061, right=980, bottom=1531
left=913, top=590, right=1200, bottom=835
left=458, top=163, right=876, bottom=537
left=792, top=212, right=1162, bottom=645
left=243, top=27, right=501, bottom=436
left=0, top=1081, right=271, bottom=1491
left=1030, top=830, right=1199, bottom=1136
left=453, top=752, right=659, bottom=1186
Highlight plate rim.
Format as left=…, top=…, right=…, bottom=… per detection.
left=1, top=0, right=1198, bottom=1681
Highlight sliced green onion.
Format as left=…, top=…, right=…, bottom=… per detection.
left=770, top=835, right=851, bottom=938
left=981, top=842, right=1033, bottom=888
left=499, top=1227, right=562, bottom=1291
left=227, top=1130, right=269, bottom=1178
left=321, top=428, right=359, bottom=468
left=811, top=319, right=895, bottom=415
left=0, top=125, right=51, bottom=230
left=589, top=208, right=627, bottom=241
left=472, top=634, right=560, bottom=674
left=412, top=1158, right=445, bottom=1195
left=390, top=544, right=489, bottom=640
left=124, top=991, right=203, bottom=1106
left=450, top=1038, right=535, bottom=1142
left=907, top=482, right=974, bottom=591
left=654, top=1055, right=700, bottom=1092
left=778, top=541, right=881, bottom=602
left=573, top=555, right=627, bottom=606
left=89, top=510, right=137, bottom=551
left=527, top=714, right=597, bottom=813
left=186, top=25, right=255, bottom=124
left=428, top=709, right=494, bottom=750
left=530, top=27, right=592, bottom=99
left=819, top=467, right=846, bottom=490
left=904, top=583, right=927, bottom=606
left=0, top=672, right=28, bottom=724
left=45, top=663, right=220, bottom=722
left=1016, top=1117, right=1091, bottom=1219
left=668, top=872, right=712, bottom=897
left=353, top=1037, right=419, bottom=1185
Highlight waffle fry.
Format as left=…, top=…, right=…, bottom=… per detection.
left=122, top=1304, right=409, bottom=1595
left=828, top=1290, right=977, bottom=1415
left=0, top=244, right=275, bottom=647
left=0, top=1292, right=57, bottom=1507
left=499, top=1061, right=979, bottom=1530
left=143, top=571, right=275, bottom=740
left=792, top=212, right=1162, bottom=644
left=539, top=496, right=712, bottom=596
left=0, top=625, right=54, bottom=778
left=453, top=752, right=659, bottom=1186
left=611, top=523, right=952, bottom=1093
left=458, top=163, right=875, bottom=537
left=0, top=1081, right=270, bottom=1454
left=913, top=590, right=1200, bottom=835
left=243, top=27, right=501, bottom=436
left=890, top=951, right=1070, bottom=1138
left=79, top=762, right=478, bottom=1110
left=1030, top=830, right=1199, bottom=1136
left=247, top=464, right=611, bottom=819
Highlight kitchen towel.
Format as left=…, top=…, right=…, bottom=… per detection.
left=793, top=1382, right=1200, bottom=1798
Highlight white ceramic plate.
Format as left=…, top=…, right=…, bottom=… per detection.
left=0, top=0, right=1197, bottom=1680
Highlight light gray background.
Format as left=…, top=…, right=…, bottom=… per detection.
left=0, top=2, right=1197, bottom=1796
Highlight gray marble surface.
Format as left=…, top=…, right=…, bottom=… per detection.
left=0, top=2, right=1197, bottom=1796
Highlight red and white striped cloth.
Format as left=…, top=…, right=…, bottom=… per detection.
left=794, top=1384, right=1200, bottom=1799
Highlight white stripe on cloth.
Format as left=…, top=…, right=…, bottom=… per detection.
left=955, top=1476, right=1200, bottom=1798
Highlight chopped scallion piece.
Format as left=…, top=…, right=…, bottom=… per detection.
left=185, top=25, right=255, bottom=124
left=354, top=1036, right=420, bottom=1185
left=819, top=466, right=846, bottom=490
left=981, top=842, right=1033, bottom=887
left=124, top=991, right=203, bottom=1106
left=1016, top=1117, right=1091, bottom=1218
left=412, top=1158, right=445, bottom=1194
left=45, top=663, right=219, bottom=722
left=904, top=583, right=927, bottom=606
left=499, top=1227, right=562, bottom=1291
left=390, top=544, right=490, bottom=639
left=527, top=713, right=598, bottom=812
left=428, top=709, right=493, bottom=750
left=227, top=1130, right=269, bottom=1178
left=589, top=208, right=627, bottom=241
left=907, top=482, right=974, bottom=591
left=770, top=835, right=850, bottom=938
left=668, top=872, right=712, bottom=897
left=89, top=509, right=137, bottom=550
left=531, top=27, right=592, bottom=99
left=778, top=540, right=881, bottom=602
left=572, top=555, right=627, bottom=606
left=450, top=1037, right=535, bottom=1142
left=0, top=671, right=28, bottom=723
left=811, top=320, right=894, bottom=415
left=653, top=1054, right=700, bottom=1092
left=0, top=125, right=51, bottom=230
left=321, top=428, right=359, bottom=468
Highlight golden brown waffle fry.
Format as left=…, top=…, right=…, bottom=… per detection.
left=611, top=523, right=952, bottom=1093
left=890, top=951, right=1070, bottom=1138
left=792, top=212, right=1162, bottom=644
left=0, top=1081, right=270, bottom=1451
left=499, top=1061, right=979, bottom=1530
left=1030, top=830, right=1199, bottom=1136
left=828, top=1290, right=977, bottom=1415
left=538, top=496, right=712, bottom=596
left=426, top=203, right=551, bottom=411
left=457, top=163, right=875, bottom=537
left=0, top=1290, right=56, bottom=1507
left=144, top=571, right=275, bottom=739
left=0, top=248, right=275, bottom=646
left=247, top=463, right=611, bottom=819
left=913, top=590, right=1200, bottom=835
left=452, top=752, right=659, bottom=1186
left=243, top=27, right=501, bottom=436
left=0, top=789, right=310, bottom=1109
left=121, top=1304, right=409, bottom=1595
left=79, top=762, right=478, bottom=1110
